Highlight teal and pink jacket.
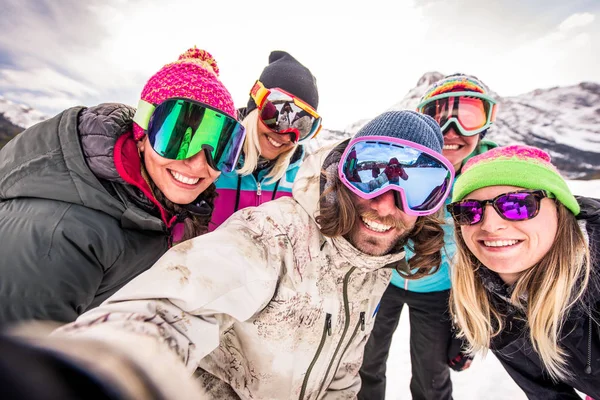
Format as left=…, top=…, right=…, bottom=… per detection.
left=209, top=146, right=305, bottom=231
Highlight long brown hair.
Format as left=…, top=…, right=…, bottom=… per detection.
left=450, top=202, right=591, bottom=381
left=316, top=172, right=445, bottom=278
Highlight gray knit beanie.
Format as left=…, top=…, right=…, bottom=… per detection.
left=354, top=110, right=444, bottom=154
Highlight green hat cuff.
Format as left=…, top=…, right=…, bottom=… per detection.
left=452, top=159, right=580, bottom=215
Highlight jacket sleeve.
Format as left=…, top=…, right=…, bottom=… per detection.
left=0, top=205, right=112, bottom=324
left=494, top=350, right=581, bottom=400
left=53, top=208, right=287, bottom=373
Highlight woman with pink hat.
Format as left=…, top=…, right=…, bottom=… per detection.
left=0, top=47, right=246, bottom=324
left=448, top=145, right=599, bottom=398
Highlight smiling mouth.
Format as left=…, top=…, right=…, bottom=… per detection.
left=169, top=170, right=200, bottom=185
left=443, top=144, right=463, bottom=151
left=266, top=134, right=291, bottom=148
left=361, top=216, right=393, bottom=233
left=481, top=239, right=522, bottom=248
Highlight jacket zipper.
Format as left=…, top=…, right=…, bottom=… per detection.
left=299, top=313, right=332, bottom=400
left=315, top=267, right=357, bottom=396
left=320, top=311, right=365, bottom=397
left=256, top=182, right=262, bottom=206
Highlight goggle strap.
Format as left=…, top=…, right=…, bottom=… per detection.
left=292, top=97, right=319, bottom=118
left=133, top=99, right=156, bottom=130
left=250, top=80, right=270, bottom=109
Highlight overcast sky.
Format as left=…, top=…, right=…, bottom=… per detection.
left=1, top=0, right=598, bottom=131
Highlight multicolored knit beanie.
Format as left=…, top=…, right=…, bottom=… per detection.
left=452, top=145, right=580, bottom=215
left=133, top=47, right=236, bottom=140
left=419, top=73, right=492, bottom=103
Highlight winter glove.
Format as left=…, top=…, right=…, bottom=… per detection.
left=447, top=332, right=474, bottom=372
left=448, top=351, right=474, bottom=371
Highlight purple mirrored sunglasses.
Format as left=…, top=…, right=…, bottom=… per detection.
left=447, top=190, right=553, bottom=226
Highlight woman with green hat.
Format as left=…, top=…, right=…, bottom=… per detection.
left=447, top=145, right=599, bottom=398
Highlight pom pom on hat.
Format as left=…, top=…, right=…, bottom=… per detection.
left=452, top=145, right=580, bottom=215
left=133, top=47, right=236, bottom=140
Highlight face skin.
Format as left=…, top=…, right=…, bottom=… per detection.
left=257, top=118, right=296, bottom=160
left=460, top=185, right=558, bottom=285
left=138, top=136, right=221, bottom=204
left=344, top=191, right=418, bottom=256
left=442, top=125, right=480, bottom=172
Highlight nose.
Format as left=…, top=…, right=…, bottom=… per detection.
left=479, top=204, right=507, bottom=233
left=443, top=125, right=460, bottom=138
left=369, top=191, right=399, bottom=217
left=184, top=150, right=217, bottom=176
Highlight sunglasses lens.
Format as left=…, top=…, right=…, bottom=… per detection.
left=148, top=99, right=246, bottom=173
left=340, top=139, right=452, bottom=214
left=496, top=192, right=539, bottom=221
left=259, top=89, right=321, bottom=142
left=451, top=201, right=484, bottom=225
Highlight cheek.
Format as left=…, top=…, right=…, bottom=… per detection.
left=462, top=136, right=479, bottom=152
left=460, top=226, right=477, bottom=251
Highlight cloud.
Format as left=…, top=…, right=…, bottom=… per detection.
left=0, top=0, right=599, bottom=130
left=558, top=12, right=595, bottom=32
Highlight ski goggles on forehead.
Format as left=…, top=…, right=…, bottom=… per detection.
left=250, top=80, right=322, bottom=143
left=338, top=136, right=455, bottom=216
left=133, top=98, right=246, bottom=173
left=447, top=190, right=552, bottom=226
left=417, top=92, right=498, bottom=136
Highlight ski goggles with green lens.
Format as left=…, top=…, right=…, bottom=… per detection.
left=250, top=80, right=322, bottom=143
left=133, top=98, right=246, bottom=173
left=339, top=136, right=455, bottom=216
left=417, top=91, right=498, bottom=136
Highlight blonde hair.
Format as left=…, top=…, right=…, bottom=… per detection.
left=236, top=109, right=298, bottom=184
left=450, top=202, right=591, bottom=381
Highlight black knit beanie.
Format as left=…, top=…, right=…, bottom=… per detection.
left=246, top=50, right=319, bottom=113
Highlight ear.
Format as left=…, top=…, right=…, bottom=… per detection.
left=137, top=137, right=146, bottom=153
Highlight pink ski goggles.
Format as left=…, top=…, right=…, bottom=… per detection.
left=338, top=136, right=455, bottom=216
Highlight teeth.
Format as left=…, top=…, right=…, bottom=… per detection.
left=483, top=239, right=519, bottom=247
left=170, top=171, right=200, bottom=185
left=361, top=216, right=392, bottom=233
left=267, top=136, right=283, bottom=148
left=443, top=144, right=460, bottom=150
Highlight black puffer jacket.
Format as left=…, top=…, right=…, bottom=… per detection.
left=483, top=196, right=600, bottom=399
left=0, top=104, right=172, bottom=325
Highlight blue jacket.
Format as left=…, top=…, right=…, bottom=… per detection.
left=390, top=140, right=498, bottom=293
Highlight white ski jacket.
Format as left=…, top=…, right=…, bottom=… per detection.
left=56, top=143, right=406, bottom=399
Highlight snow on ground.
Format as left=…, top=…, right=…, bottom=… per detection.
left=385, top=179, right=598, bottom=399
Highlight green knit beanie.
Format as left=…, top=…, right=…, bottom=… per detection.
left=453, top=145, right=580, bottom=215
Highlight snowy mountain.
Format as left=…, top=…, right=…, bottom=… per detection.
left=0, top=95, right=48, bottom=148
left=314, top=73, right=600, bottom=179
left=0, top=95, right=47, bottom=129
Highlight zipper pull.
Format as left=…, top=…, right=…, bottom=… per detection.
left=360, top=312, right=365, bottom=331
left=256, top=182, right=262, bottom=196
left=326, top=313, right=332, bottom=336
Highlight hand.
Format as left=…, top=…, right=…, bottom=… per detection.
left=448, top=352, right=474, bottom=371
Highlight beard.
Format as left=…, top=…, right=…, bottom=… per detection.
left=344, top=208, right=415, bottom=256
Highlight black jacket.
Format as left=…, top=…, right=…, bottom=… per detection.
left=0, top=104, right=171, bottom=324
left=484, top=196, right=600, bottom=399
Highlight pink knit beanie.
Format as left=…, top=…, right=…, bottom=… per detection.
left=132, top=47, right=236, bottom=140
